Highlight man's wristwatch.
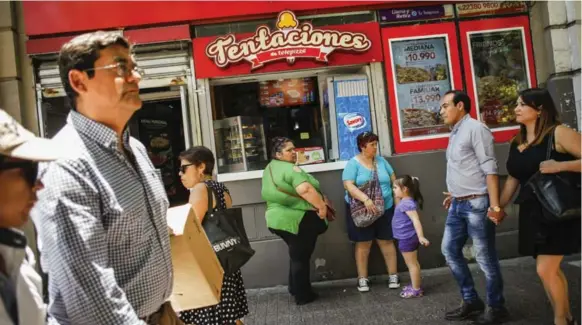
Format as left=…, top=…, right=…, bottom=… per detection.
left=491, top=206, right=501, bottom=212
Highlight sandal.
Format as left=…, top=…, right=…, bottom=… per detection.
left=399, top=286, right=424, bottom=298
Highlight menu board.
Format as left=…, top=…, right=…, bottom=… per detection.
left=259, top=78, right=315, bottom=108
left=390, top=37, right=452, bottom=138
left=469, top=29, right=529, bottom=128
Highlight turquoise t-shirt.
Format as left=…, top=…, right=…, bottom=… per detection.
left=342, top=155, right=395, bottom=210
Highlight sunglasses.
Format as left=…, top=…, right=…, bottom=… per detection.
left=179, top=163, right=195, bottom=174
left=0, top=160, right=39, bottom=186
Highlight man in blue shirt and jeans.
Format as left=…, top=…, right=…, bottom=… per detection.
left=440, top=90, right=508, bottom=325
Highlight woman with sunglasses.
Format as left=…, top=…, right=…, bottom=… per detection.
left=0, top=109, right=62, bottom=325
left=177, top=146, right=248, bottom=325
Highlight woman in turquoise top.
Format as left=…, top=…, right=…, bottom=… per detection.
left=342, top=131, right=400, bottom=293
left=261, top=137, right=328, bottom=305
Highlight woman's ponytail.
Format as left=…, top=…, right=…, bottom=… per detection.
left=410, top=176, right=424, bottom=210
left=394, top=175, right=424, bottom=210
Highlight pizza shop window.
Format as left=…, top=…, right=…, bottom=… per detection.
left=211, top=77, right=325, bottom=174
left=209, top=66, right=376, bottom=175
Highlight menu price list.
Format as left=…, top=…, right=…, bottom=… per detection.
left=391, top=37, right=452, bottom=138
left=259, top=78, right=315, bottom=108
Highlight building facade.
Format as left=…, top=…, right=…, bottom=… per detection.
left=2, top=1, right=580, bottom=288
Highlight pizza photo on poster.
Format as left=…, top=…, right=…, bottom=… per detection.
left=391, top=37, right=452, bottom=138
left=469, top=29, right=529, bottom=128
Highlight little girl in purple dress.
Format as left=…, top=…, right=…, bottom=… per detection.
left=391, top=175, right=430, bottom=298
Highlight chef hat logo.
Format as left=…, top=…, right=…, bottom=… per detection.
left=277, top=11, right=298, bottom=29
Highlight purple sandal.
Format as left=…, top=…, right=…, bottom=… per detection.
left=399, top=285, right=424, bottom=298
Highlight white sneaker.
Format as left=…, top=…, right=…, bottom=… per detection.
left=388, top=274, right=401, bottom=289
left=357, top=277, right=370, bottom=292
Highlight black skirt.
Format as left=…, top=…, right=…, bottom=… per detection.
left=517, top=197, right=581, bottom=258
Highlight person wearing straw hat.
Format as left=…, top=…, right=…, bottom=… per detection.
left=0, top=108, right=62, bottom=325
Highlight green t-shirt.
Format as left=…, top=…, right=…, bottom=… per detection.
left=261, top=159, right=323, bottom=234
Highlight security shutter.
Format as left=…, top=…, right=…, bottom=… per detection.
left=36, top=41, right=192, bottom=98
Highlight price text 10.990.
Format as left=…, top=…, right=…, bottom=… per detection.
left=406, top=51, right=436, bottom=61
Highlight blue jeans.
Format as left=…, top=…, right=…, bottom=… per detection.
left=441, top=196, right=505, bottom=307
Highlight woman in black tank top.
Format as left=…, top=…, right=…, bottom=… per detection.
left=498, top=89, right=580, bottom=325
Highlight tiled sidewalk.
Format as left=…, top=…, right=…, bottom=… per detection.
left=244, top=256, right=581, bottom=325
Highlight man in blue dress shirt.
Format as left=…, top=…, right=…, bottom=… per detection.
left=440, top=90, right=508, bottom=325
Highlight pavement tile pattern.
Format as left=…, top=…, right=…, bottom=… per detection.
left=244, top=256, right=581, bottom=325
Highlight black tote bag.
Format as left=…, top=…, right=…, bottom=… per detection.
left=525, top=131, right=581, bottom=223
left=202, top=185, right=255, bottom=274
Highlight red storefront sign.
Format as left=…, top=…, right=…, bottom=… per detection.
left=195, top=20, right=382, bottom=79
left=206, top=11, right=372, bottom=70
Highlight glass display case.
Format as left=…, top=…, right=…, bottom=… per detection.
left=213, top=116, right=268, bottom=174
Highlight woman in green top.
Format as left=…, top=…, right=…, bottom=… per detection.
left=261, top=137, right=328, bottom=305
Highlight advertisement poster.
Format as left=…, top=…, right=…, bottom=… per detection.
left=391, top=37, right=452, bottom=138
left=296, top=147, right=325, bottom=165
left=259, top=78, right=316, bottom=108
left=469, top=29, right=528, bottom=128
left=334, top=78, right=372, bottom=161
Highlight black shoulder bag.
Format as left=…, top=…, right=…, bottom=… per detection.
left=525, top=131, right=581, bottom=223
left=202, top=185, right=255, bottom=274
